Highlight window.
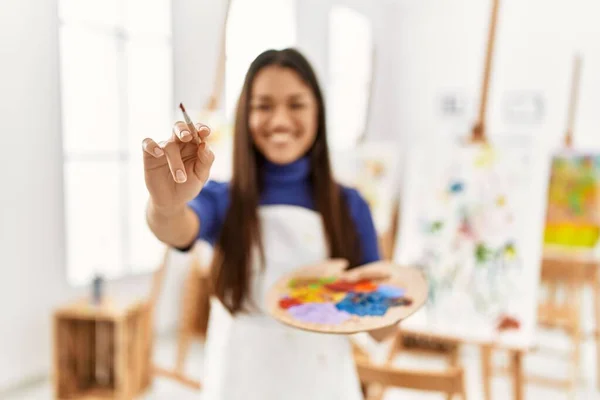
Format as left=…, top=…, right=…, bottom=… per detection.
left=224, top=0, right=297, bottom=120
left=58, top=0, right=172, bottom=285
left=328, top=6, right=373, bottom=150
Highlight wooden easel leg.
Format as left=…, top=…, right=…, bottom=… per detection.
left=568, top=282, right=583, bottom=398
left=175, top=264, right=202, bottom=374
left=369, top=386, right=386, bottom=400
left=571, top=332, right=582, bottom=399
left=175, top=332, right=192, bottom=374
left=481, top=345, right=492, bottom=400
left=594, top=272, right=600, bottom=391
left=459, top=367, right=468, bottom=400
left=386, top=330, right=402, bottom=363
left=511, top=351, right=523, bottom=400
left=447, top=345, right=460, bottom=400
left=367, top=329, right=402, bottom=400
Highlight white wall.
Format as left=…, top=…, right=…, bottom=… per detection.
left=378, top=0, right=600, bottom=192
left=173, top=0, right=228, bottom=111
left=386, top=0, right=600, bottom=147
left=0, top=0, right=68, bottom=390
left=0, top=0, right=226, bottom=391
left=296, top=0, right=395, bottom=144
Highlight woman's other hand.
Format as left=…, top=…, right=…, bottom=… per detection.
left=341, top=261, right=392, bottom=282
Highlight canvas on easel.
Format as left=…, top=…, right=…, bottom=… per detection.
left=394, top=136, right=552, bottom=350
left=544, top=55, right=600, bottom=252
left=535, top=55, right=600, bottom=394
left=544, top=152, right=600, bottom=250
left=392, top=0, right=553, bottom=352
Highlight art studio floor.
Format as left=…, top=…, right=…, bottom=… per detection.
left=6, top=330, right=600, bottom=399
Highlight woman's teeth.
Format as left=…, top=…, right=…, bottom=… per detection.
left=269, top=133, right=293, bottom=144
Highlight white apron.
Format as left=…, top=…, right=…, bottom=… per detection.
left=201, top=206, right=363, bottom=400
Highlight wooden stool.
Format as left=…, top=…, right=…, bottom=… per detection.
left=53, top=298, right=152, bottom=400
left=354, top=332, right=467, bottom=400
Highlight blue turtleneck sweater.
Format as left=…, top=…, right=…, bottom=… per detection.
left=187, top=156, right=380, bottom=264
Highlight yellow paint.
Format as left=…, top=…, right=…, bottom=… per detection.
left=474, top=146, right=496, bottom=168
left=496, top=196, right=506, bottom=207
left=504, top=246, right=516, bottom=259
left=544, top=223, right=600, bottom=248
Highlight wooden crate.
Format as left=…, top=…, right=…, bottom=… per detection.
left=53, top=298, right=153, bottom=399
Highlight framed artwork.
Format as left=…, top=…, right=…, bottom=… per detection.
left=393, top=137, right=552, bottom=349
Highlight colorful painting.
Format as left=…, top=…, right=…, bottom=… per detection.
left=394, top=139, right=551, bottom=349
left=544, top=153, right=600, bottom=249
left=278, top=277, right=412, bottom=326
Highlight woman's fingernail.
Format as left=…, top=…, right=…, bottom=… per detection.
left=154, top=147, right=164, bottom=156
left=199, top=126, right=211, bottom=134
left=176, top=170, right=186, bottom=182
left=181, top=130, right=191, bottom=139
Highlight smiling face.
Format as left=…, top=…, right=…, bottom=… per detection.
left=248, top=65, right=319, bottom=165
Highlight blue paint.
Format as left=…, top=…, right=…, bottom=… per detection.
left=335, top=292, right=390, bottom=317
left=449, top=182, right=464, bottom=193
left=376, top=285, right=405, bottom=298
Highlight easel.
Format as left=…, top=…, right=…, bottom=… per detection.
left=470, top=1, right=530, bottom=398
left=533, top=248, right=598, bottom=395
left=528, top=54, right=600, bottom=397
left=150, top=247, right=203, bottom=389
left=173, top=244, right=212, bottom=374
left=386, top=1, right=531, bottom=399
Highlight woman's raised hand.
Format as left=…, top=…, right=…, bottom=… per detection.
left=142, top=121, right=213, bottom=216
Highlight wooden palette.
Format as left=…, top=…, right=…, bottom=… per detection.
left=266, top=262, right=428, bottom=334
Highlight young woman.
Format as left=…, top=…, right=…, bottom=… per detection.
left=143, top=48, right=385, bottom=399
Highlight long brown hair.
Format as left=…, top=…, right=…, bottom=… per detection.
left=211, top=48, right=362, bottom=313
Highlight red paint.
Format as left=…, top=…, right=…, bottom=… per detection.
left=497, top=315, right=520, bottom=331
left=325, top=279, right=378, bottom=293
left=325, top=280, right=356, bottom=292
left=354, top=282, right=377, bottom=292
left=279, top=297, right=302, bottom=309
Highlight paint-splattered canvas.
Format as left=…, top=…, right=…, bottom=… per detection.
left=544, top=152, right=600, bottom=249
left=394, top=139, right=551, bottom=349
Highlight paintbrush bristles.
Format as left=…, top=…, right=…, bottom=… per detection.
left=178, top=102, right=202, bottom=144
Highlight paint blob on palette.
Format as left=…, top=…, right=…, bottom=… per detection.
left=277, top=277, right=412, bottom=326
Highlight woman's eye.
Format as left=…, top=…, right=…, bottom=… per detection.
left=290, top=103, right=306, bottom=110
left=253, top=104, right=271, bottom=111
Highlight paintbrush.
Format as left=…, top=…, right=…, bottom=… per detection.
left=179, top=102, right=202, bottom=145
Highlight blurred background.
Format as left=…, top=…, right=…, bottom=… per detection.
left=2, top=0, right=600, bottom=399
